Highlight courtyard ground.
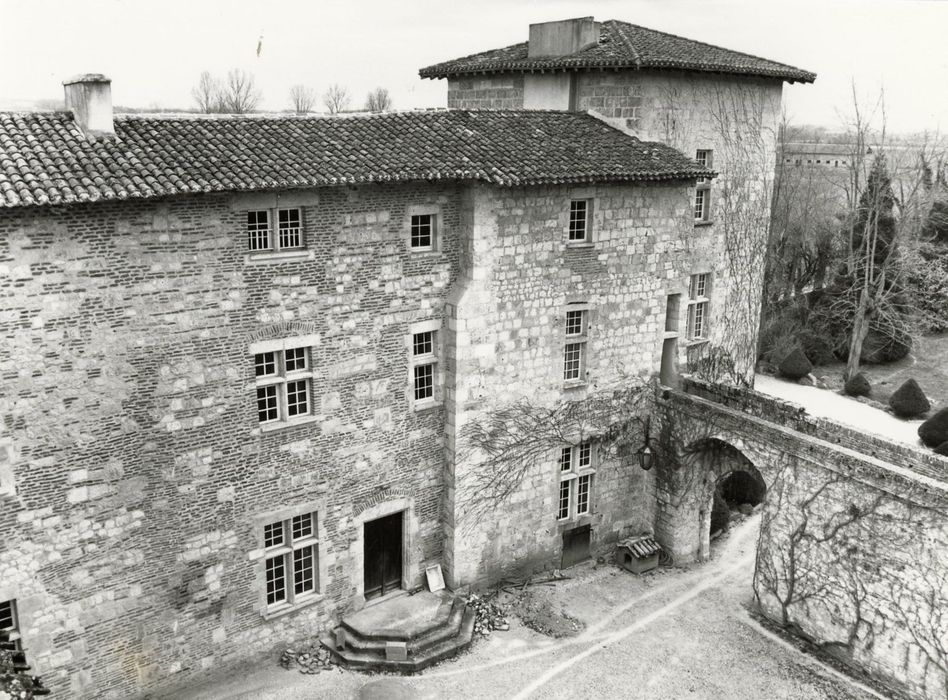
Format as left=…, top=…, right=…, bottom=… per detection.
left=181, top=516, right=883, bottom=700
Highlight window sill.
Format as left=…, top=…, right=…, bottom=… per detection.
left=244, top=250, right=314, bottom=264
left=563, top=380, right=587, bottom=390
left=565, top=241, right=595, bottom=249
left=258, top=414, right=321, bottom=433
left=686, top=338, right=710, bottom=347
left=694, top=220, right=714, bottom=228
left=412, top=399, right=442, bottom=414
left=663, top=331, right=679, bottom=340
left=261, top=592, right=324, bottom=621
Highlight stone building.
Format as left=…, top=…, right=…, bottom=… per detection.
left=0, top=17, right=814, bottom=699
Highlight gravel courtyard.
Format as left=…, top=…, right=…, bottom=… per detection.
left=183, top=515, right=883, bottom=700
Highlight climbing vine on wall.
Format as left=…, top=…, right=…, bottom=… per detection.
left=455, top=381, right=651, bottom=527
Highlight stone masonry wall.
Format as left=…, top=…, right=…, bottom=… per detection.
left=661, top=388, right=948, bottom=699
left=446, top=180, right=725, bottom=586
left=446, top=75, right=524, bottom=110
left=0, top=182, right=461, bottom=698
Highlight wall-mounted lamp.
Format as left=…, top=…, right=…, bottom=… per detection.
left=636, top=416, right=654, bottom=471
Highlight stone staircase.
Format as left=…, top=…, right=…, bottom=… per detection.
left=321, top=590, right=475, bottom=673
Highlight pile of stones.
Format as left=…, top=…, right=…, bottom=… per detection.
left=466, top=593, right=510, bottom=637
left=279, top=641, right=335, bottom=674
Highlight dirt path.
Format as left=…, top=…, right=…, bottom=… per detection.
left=184, top=517, right=876, bottom=700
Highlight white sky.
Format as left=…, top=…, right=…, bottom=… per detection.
left=1, top=0, right=946, bottom=133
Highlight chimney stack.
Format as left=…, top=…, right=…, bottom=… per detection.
left=63, top=74, right=114, bottom=136
left=528, top=17, right=600, bottom=58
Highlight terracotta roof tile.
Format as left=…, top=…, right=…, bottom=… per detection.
left=419, top=20, right=815, bottom=84
left=0, top=110, right=713, bottom=209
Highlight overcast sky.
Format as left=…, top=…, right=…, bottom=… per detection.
left=1, top=0, right=945, bottom=133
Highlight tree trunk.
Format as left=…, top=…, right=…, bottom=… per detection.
left=845, top=290, right=872, bottom=380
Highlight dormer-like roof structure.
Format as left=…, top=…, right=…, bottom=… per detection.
left=419, top=19, right=815, bottom=84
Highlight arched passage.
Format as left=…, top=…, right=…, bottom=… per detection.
left=683, top=437, right=766, bottom=561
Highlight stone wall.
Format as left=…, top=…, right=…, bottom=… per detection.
left=445, top=180, right=728, bottom=586
left=661, top=386, right=948, bottom=699
left=0, top=182, right=463, bottom=698
left=446, top=75, right=524, bottom=110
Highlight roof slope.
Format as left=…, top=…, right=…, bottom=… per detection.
left=419, top=20, right=815, bottom=84
left=0, top=110, right=713, bottom=209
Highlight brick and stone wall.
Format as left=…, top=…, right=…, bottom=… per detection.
left=0, top=182, right=463, bottom=697
left=445, top=180, right=725, bottom=586
left=660, top=385, right=948, bottom=699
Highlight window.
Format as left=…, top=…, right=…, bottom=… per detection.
left=557, top=442, right=595, bottom=520
left=410, top=214, right=436, bottom=251
left=568, top=199, right=592, bottom=243
left=563, top=307, right=588, bottom=383
left=409, top=324, right=439, bottom=406
left=253, top=346, right=313, bottom=426
left=687, top=273, right=711, bottom=341
left=246, top=207, right=304, bottom=253
left=263, top=513, right=319, bottom=610
left=694, top=150, right=712, bottom=222
left=0, top=599, right=19, bottom=651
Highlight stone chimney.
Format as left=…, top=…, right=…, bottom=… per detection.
left=63, top=74, right=114, bottom=136
left=528, top=17, right=600, bottom=58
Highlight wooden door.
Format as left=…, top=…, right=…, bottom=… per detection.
left=561, top=524, right=591, bottom=569
left=363, top=512, right=403, bottom=600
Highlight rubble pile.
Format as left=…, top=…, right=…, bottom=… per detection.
left=466, top=593, right=510, bottom=637
left=279, top=642, right=335, bottom=674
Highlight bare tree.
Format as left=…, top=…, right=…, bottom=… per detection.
left=322, top=84, right=350, bottom=115
left=364, top=87, right=392, bottom=113
left=192, top=71, right=222, bottom=113
left=219, top=69, right=261, bottom=114
left=288, top=84, right=316, bottom=114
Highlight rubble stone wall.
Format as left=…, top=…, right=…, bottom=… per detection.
left=446, top=180, right=729, bottom=586
left=0, top=182, right=463, bottom=698
left=446, top=75, right=525, bottom=110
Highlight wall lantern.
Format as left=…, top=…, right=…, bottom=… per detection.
left=636, top=444, right=654, bottom=471
left=636, top=416, right=654, bottom=471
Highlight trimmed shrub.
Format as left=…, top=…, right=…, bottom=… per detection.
left=778, top=348, right=812, bottom=380
left=918, top=408, right=948, bottom=448
left=844, top=372, right=871, bottom=397
left=935, top=441, right=948, bottom=457
left=888, top=378, right=931, bottom=418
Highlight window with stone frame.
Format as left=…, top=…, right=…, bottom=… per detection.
left=262, top=512, right=320, bottom=610
left=246, top=207, right=304, bottom=252
left=253, top=345, right=314, bottom=427
left=409, top=322, right=440, bottom=407
left=557, top=442, right=595, bottom=521
left=563, top=306, right=588, bottom=383
left=568, top=199, right=593, bottom=243
left=694, top=150, right=713, bottom=222
left=0, top=599, right=20, bottom=651
left=686, top=272, right=712, bottom=342
left=409, top=213, right=437, bottom=251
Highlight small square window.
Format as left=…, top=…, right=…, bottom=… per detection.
left=247, top=207, right=305, bottom=253
left=413, top=331, right=434, bottom=357
left=410, top=214, right=435, bottom=250
left=568, top=200, right=590, bottom=242
left=286, top=380, right=310, bottom=417
left=565, top=310, right=585, bottom=337
left=285, top=347, right=307, bottom=372
left=292, top=513, right=313, bottom=540
left=264, top=521, right=284, bottom=548
left=255, top=352, right=276, bottom=377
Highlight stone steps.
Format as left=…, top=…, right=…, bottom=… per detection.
left=321, top=594, right=476, bottom=673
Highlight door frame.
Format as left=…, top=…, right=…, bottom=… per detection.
left=351, top=495, right=419, bottom=607
left=363, top=511, right=404, bottom=600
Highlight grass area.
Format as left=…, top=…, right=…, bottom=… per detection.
left=812, top=332, right=948, bottom=411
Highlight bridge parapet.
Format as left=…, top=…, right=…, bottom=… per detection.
left=681, top=377, right=948, bottom=482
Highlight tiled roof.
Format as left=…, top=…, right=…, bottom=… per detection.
left=419, top=20, right=815, bottom=84
left=618, top=535, right=663, bottom=558
left=0, top=110, right=714, bottom=209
